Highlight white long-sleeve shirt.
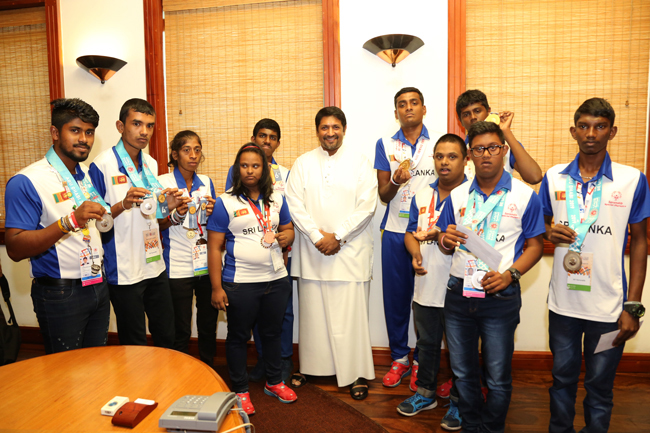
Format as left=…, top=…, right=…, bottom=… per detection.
left=285, top=144, right=377, bottom=282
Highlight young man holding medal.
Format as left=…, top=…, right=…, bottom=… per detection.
left=539, top=98, right=650, bottom=433
left=225, top=119, right=294, bottom=382
left=374, top=87, right=444, bottom=389
left=5, top=98, right=110, bottom=354
left=437, top=121, right=545, bottom=433
left=89, top=98, right=182, bottom=348
left=285, top=107, right=377, bottom=400
left=396, top=133, right=467, bottom=421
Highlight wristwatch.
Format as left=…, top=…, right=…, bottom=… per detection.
left=507, top=267, right=521, bottom=281
left=623, top=302, right=646, bottom=319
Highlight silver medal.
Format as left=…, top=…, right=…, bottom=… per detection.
left=563, top=250, right=582, bottom=272
left=472, top=270, right=487, bottom=290
left=140, top=197, right=157, bottom=216
left=96, top=214, right=114, bottom=232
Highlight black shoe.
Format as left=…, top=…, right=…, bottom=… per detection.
left=281, top=357, right=294, bottom=382
left=249, top=358, right=266, bottom=382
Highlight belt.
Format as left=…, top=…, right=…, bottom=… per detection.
left=34, top=276, right=82, bottom=287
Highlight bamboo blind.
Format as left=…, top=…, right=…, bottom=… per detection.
left=0, top=7, right=51, bottom=226
left=164, top=0, right=323, bottom=193
left=466, top=0, right=650, bottom=188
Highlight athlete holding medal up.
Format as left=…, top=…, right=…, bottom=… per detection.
left=208, top=143, right=296, bottom=415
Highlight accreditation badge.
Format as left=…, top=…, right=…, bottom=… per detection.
left=80, top=247, right=103, bottom=286
left=398, top=186, right=414, bottom=218
left=192, top=243, right=208, bottom=276
left=143, top=228, right=162, bottom=263
left=567, top=252, right=592, bottom=292
left=462, top=257, right=485, bottom=298
left=270, top=242, right=284, bottom=273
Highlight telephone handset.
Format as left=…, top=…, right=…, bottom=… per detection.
left=159, top=392, right=238, bottom=432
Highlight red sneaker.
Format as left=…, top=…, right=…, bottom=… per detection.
left=383, top=361, right=411, bottom=388
left=437, top=378, right=453, bottom=398
left=236, top=392, right=255, bottom=415
left=264, top=382, right=297, bottom=403
left=409, top=364, right=419, bottom=392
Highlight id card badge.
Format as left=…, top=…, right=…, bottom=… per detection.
left=398, top=186, right=414, bottom=218
left=80, top=247, right=102, bottom=286
left=567, top=252, right=592, bottom=292
left=462, top=257, right=485, bottom=298
left=192, top=244, right=208, bottom=276
left=270, top=243, right=284, bottom=272
left=143, top=228, right=162, bottom=263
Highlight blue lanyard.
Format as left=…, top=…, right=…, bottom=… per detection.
left=462, top=186, right=508, bottom=270
left=566, top=176, right=602, bottom=253
left=45, top=146, right=110, bottom=213
left=115, top=139, right=165, bottom=217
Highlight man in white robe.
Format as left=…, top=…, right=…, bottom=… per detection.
left=285, top=106, right=377, bottom=399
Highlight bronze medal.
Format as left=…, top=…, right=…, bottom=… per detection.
left=563, top=251, right=582, bottom=272
left=399, top=159, right=412, bottom=171
left=158, top=193, right=166, bottom=203
left=264, top=231, right=275, bottom=245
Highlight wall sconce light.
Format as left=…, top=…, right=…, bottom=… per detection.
left=76, top=55, right=127, bottom=84
left=362, top=34, right=424, bottom=67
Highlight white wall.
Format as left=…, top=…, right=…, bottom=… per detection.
left=1, top=0, right=648, bottom=354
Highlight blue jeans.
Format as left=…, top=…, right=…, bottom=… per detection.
left=548, top=311, right=624, bottom=433
left=444, top=275, right=521, bottom=433
left=223, top=277, right=291, bottom=393
left=31, top=278, right=110, bottom=354
left=413, top=301, right=444, bottom=397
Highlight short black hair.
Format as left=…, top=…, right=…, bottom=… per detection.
left=315, top=106, right=347, bottom=130
left=253, top=118, right=281, bottom=140
left=394, top=87, right=424, bottom=108
left=119, top=98, right=155, bottom=123
left=574, top=98, right=615, bottom=126
left=229, top=143, right=274, bottom=206
left=51, top=98, right=99, bottom=130
left=434, top=133, right=467, bottom=159
left=168, top=130, right=204, bottom=168
left=467, top=121, right=505, bottom=147
left=455, top=89, right=490, bottom=119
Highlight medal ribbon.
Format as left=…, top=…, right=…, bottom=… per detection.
left=246, top=198, right=272, bottom=235
left=427, top=188, right=439, bottom=231
left=399, top=137, right=427, bottom=169
left=462, top=186, right=509, bottom=270
left=115, top=139, right=166, bottom=218
left=566, top=176, right=602, bottom=253
left=46, top=146, right=110, bottom=213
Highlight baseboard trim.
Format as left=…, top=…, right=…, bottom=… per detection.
left=19, top=326, right=650, bottom=373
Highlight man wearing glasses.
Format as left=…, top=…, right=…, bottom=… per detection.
left=436, top=121, right=545, bottom=433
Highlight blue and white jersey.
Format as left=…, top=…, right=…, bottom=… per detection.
left=374, top=125, right=442, bottom=234
left=539, top=152, right=650, bottom=322
left=158, top=168, right=216, bottom=279
left=437, top=170, right=545, bottom=278
left=226, top=157, right=290, bottom=196
left=5, top=157, right=103, bottom=279
left=406, top=179, right=467, bottom=307
left=207, top=190, right=290, bottom=283
left=88, top=145, right=165, bottom=285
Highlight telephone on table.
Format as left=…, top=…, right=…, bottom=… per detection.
left=159, top=392, right=239, bottom=432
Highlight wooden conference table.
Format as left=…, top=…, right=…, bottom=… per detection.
left=0, top=346, right=244, bottom=432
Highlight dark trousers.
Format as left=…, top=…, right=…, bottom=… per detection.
left=31, top=278, right=110, bottom=354
left=108, top=271, right=175, bottom=348
left=413, top=301, right=444, bottom=398
left=169, top=275, right=219, bottom=366
left=223, top=277, right=291, bottom=393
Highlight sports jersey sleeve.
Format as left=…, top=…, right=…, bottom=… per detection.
left=225, top=166, right=234, bottom=191
left=5, top=175, right=43, bottom=230
left=521, top=192, right=546, bottom=239
left=406, top=196, right=419, bottom=232
left=437, top=197, right=455, bottom=232
left=538, top=174, right=553, bottom=217
left=279, top=197, right=291, bottom=225
left=209, top=178, right=217, bottom=200
left=88, top=163, right=108, bottom=202
left=206, top=197, right=229, bottom=233
left=508, top=142, right=523, bottom=170
left=629, top=172, right=650, bottom=224
left=374, top=138, right=390, bottom=172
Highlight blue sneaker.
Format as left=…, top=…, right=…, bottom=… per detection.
left=396, top=393, right=437, bottom=417
left=441, top=400, right=462, bottom=431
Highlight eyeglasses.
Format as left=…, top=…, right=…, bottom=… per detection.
left=469, top=144, right=504, bottom=158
